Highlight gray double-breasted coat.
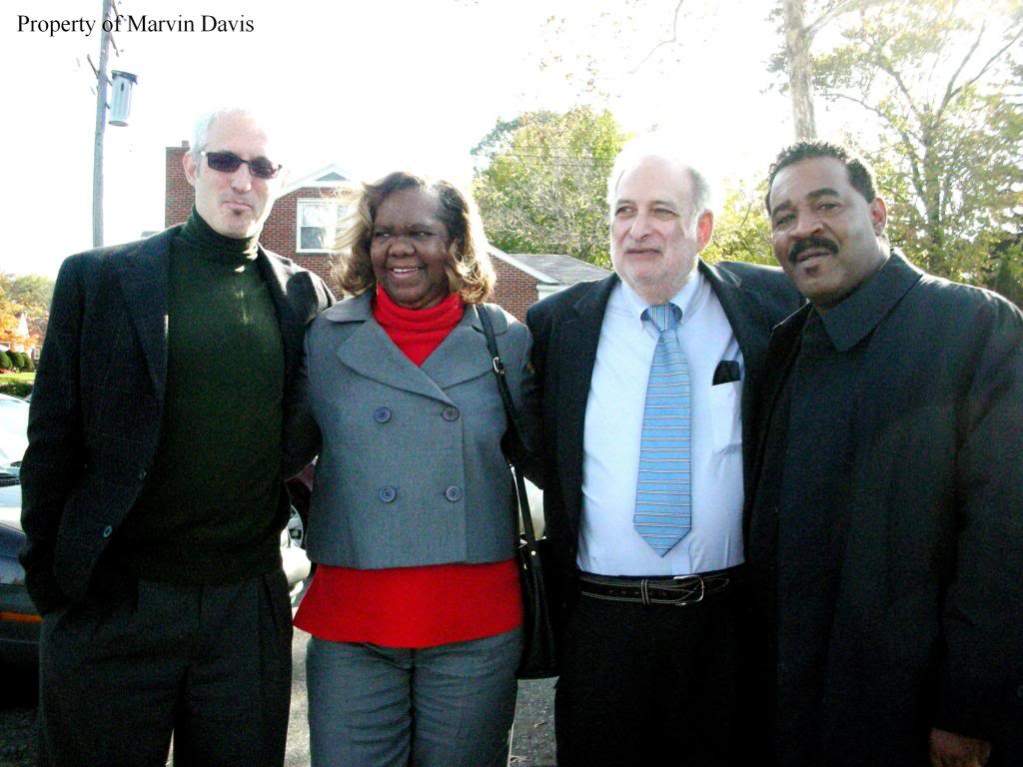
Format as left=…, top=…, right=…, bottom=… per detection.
left=302, top=293, right=535, bottom=569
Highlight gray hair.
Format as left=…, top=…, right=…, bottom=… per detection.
left=606, top=135, right=714, bottom=225
left=189, top=108, right=278, bottom=159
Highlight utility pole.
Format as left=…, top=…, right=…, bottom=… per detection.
left=92, top=0, right=113, bottom=247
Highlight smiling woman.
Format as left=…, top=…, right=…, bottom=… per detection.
left=295, top=171, right=539, bottom=767
left=334, top=171, right=495, bottom=306
left=369, top=186, right=454, bottom=310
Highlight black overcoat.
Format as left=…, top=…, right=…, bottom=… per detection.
left=746, top=253, right=1023, bottom=765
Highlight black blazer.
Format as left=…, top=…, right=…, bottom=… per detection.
left=524, top=260, right=800, bottom=602
left=20, top=226, right=334, bottom=613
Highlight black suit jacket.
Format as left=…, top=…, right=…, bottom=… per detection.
left=524, top=260, right=800, bottom=605
left=745, top=253, right=1023, bottom=764
left=20, top=225, right=334, bottom=614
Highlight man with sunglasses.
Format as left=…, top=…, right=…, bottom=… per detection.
left=21, top=108, right=333, bottom=766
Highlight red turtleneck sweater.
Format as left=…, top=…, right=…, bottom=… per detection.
left=293, top=287, right=522, bottom=647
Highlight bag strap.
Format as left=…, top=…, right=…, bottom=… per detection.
left=476, top=304, right=539, bottom=548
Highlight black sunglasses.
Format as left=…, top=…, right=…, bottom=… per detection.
left=201, top=150, right=282, bottom=180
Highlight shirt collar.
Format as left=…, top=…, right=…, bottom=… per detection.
left=615, top=264, right=706, bottom=327
left=816, top=250, right=923, bottom=352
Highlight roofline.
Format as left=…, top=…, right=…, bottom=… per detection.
left=281, top=163, right=352, bottom=195
left=490, top=249, right=559, bottom=284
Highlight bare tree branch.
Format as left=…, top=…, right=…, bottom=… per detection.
left=806, top=0, right=890, bottom=37
left=875, top=55, right=926, bottom=125
left=942, top=22, right=1023, bottom=113
left=938, top=23, right=988, bottom=116
left=631, top=0, right=686, bottom=74
left=825, top=91, right=924, bottom=146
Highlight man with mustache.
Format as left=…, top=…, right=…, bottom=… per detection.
left=21, top=108, right=333, bottom=766
left=746, top=140, right=1023, bottom=766
left=526, top=137, right=800, bottom=766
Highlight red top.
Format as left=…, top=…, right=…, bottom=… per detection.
left=293, top=287, right=522, bottom=647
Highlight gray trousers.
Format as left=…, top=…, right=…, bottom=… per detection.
left=306, top=628, right=521, bottom=767
left=37, top=570, right=293, bottom=767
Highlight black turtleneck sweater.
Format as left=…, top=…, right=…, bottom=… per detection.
left=115, top=209, right=285, bottom=584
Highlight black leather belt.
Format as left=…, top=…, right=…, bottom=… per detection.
left=577, top=566, right=741, bottom=607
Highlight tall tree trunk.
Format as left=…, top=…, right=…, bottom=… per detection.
left=784, top=0, right=818, bottom=140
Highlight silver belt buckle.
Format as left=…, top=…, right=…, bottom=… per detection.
left=671, top=574, right=706, bottom=605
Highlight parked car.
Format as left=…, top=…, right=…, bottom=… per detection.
left=0, top=394, right=29, bottom=484
left=0, top=394, right=36, bottom=663
left=0, top=393, right=313, bottom=666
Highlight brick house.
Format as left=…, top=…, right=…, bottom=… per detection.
left=165, top=143, right=610, bottom=320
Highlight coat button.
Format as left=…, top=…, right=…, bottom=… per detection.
left=442, top=407, right=460, bottom=422
left=373, top=407, right=392, bottom=424
left=378, top=486, right=397, bottom=503
left=102, top=525, right=113, bottom=538
left=444, top=485, right=463, bottom=502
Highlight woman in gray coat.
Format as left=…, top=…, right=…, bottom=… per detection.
left=294, top=171, right=536, bottom=767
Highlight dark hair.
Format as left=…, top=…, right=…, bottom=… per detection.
left=765, top=141, right=876, bottom=213
left=334, top=171, right=495, bottom=303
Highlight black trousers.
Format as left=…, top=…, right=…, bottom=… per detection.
left=37, top=569, right=293, bottom=767
left=554, top=583, right=756, bottom=767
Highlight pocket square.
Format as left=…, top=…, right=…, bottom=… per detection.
left=713, top=360, right=741, bottom=385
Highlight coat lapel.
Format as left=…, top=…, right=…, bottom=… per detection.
left=420, top=306, right=494, bottom=390
left=327, top=294, right=453, bottom=404
left=701, top=260, right=778, bottom=489
left=112, top=227, right=175, bottom=401
left=556, top=275, right=617, bottom=527
left=256, top=247, right=303, bottom=377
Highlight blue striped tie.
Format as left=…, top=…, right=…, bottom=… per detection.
left=634, top=303, right=691, bottom=556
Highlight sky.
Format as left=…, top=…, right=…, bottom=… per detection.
left=2, top=0, right=808, bottom=277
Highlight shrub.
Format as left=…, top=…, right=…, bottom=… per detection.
left=0, top=380, right=32, bottom=398
left=0, top=351, right=11, bottom=371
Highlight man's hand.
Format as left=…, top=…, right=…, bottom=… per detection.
left=929, top=728, right=991, bottom=767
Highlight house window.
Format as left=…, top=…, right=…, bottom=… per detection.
left=297, top=200, right=342, bottom=252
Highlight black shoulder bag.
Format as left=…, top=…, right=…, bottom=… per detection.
left=477, top=305, right=558, bottom=679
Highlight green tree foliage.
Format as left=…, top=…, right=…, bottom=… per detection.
left=703, top=182, right=777, bottom=266
left=812, top=0, right=1023, bottom=287
left=472, top=108, right=630, bottom=267
left=0, top=273, right=55, bottom=345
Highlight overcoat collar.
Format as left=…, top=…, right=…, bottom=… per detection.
left=816, top=251, right=922, bottom=352
left=323, top=292, right=506, bottom=404
left=748, top=250, right=922, bottom=501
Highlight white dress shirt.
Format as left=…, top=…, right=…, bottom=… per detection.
left=578, top=267, right=745, bottom=576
